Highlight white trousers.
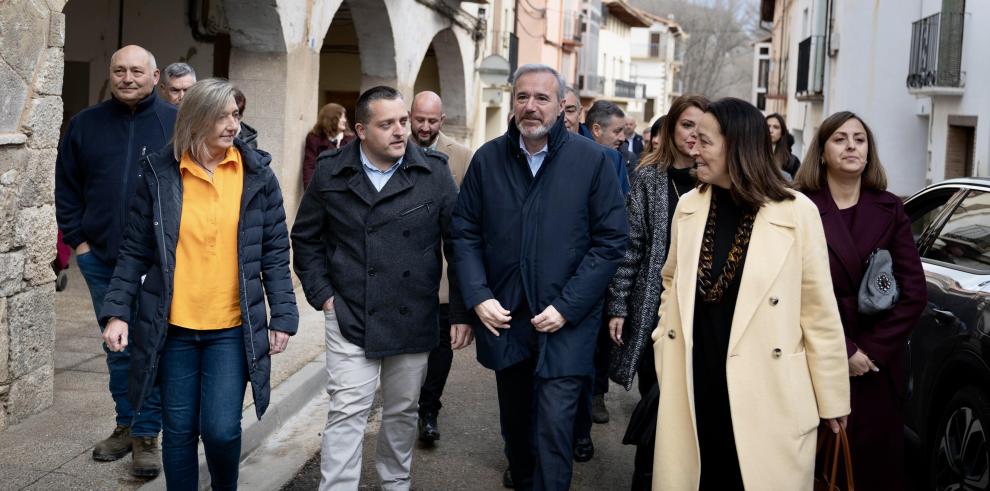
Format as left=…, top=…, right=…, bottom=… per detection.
left=319, top=310, right=430, bottom=491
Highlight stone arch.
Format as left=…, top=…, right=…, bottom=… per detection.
left=411, top=28, right=468, bottom=133
left=344, top=0, right=397, bottom=91
left=224, top=0, right=288, bottom=53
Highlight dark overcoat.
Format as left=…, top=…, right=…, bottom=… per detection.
left=805, top=185, right=927, bottom=491
left=452, top=116, right=629, bottom=378
left=291, top=141, right=469, bottom=358
left=100, top=139, right=299, bottom=419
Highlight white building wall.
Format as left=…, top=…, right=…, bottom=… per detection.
left=917, top=0, right=990, bottom=181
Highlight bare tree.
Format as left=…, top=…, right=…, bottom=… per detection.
left=632, top=0, right=762, bottom=99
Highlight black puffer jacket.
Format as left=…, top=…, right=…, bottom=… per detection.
left=100, top=139, right=298, bottom=419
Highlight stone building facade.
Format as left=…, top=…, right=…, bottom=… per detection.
left=0, top=0, right=497, bottom=430
left=0, top=0, right=65, bottom=431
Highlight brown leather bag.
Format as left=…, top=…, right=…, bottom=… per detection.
left=814, top=426, right=855, bottom=491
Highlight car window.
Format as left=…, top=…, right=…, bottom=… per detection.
left=906, top=188, right=959, bottom=244
left=923, top=190, right=990, bottom=272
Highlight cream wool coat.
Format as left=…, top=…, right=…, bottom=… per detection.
left=651, top=187, right=850, bottom=490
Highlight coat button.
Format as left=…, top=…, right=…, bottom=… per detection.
left=369, top=308, right=377, bottom=316
left=668, top=329, right=676, bottom=339
left=772, top=348, right=782, bottom=358
left=367, top=226, right=376, bottom=234
left=403, top=230, right=410, bottom=237
left=368, top=268, right=376, bottom=277
left=402, top=271, right=410, bottom=278
left=769, top=297, right=779, bottom=306
left=399, top=306, right=409, bottom=315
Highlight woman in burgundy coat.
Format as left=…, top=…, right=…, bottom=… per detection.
left=302, top=102, right=355, bottom=188
left=796, top=111, right=927, bottom=490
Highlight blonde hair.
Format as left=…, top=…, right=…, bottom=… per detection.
left=173, top=78, right=238, bottom=163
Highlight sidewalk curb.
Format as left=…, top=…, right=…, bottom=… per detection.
left=139, top=352, right=327, bottom=490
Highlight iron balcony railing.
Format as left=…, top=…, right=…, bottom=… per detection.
left=795, top=35, right=825, bottom=97
left=578, top=74, right=605, bottom=94
left=907, top=12, right=965, bottom=90
left=614, top=79, right=638, bottom=98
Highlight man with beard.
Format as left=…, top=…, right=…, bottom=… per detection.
left=452, top=64, right=628, bottom=490
left=55, top=44, right=173, bottom=478
left=292, top=85, right=471, bottom=490
left=407, top=90, right=474, bottom=444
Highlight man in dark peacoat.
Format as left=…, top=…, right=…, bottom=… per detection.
left=806, top=185, right=927, bottom=491
left=452, top=65, right=628, bottom=490
left=291, top=86, right=471, bottom=489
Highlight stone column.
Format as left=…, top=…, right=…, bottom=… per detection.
left=0, top=0, right=64, bottom=431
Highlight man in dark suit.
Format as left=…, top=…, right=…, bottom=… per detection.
left=452, top=64, right=628, bottom=490
left=623, top=116, right=644, bottom=157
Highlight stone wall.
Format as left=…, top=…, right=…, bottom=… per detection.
left=0, top=0, right=64, bottom=431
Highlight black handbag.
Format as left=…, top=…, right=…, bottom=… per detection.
left=623, top=383, right=659, bottom=446
left=857, top=249, right=899, bottom=314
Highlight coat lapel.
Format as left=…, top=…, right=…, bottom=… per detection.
left=675, top=188, right=710, bottom=346
left=808, top=187, right=862, bottom=287
left=850, top=188, right=896, bottom=259
left=727, top=201, right=795, bottom=354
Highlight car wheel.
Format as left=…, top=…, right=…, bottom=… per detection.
left=55, top=270, right=68, bottom=292
left=931, top=386, right=990, bottom=490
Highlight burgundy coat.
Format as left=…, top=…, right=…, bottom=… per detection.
left=302, top=131, right=355, bottom=189
left=806, top=185, right=927, bottom=490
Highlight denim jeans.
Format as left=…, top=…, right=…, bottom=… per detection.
left=76, top=252, right=162, bottom=437
left=159, top=325, right=248, bottom=490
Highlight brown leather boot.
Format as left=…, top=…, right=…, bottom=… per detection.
left=130, top=436, right=162, bottom=478
left=92, top=425, right=132, bottom=461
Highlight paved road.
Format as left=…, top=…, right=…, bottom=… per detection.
left=281, top=347, right=642, bottom=490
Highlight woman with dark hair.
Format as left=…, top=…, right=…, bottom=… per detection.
left=606, top=95, right=706, bottom=489
left=795, top=111, right=927, bottom=491
left=644, top=115, right=664, bottom=152
left=100, top=78, right=298, bottom=488
left=766, top=113, right=800, bottom=178
left=652, top=98, right=850, bottom=490
left=303, top=102, right=354, bottom=188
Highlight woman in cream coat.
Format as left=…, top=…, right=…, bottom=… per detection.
left=651, top=98, right=850, bottom=490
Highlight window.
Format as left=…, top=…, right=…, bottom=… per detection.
left=649, top=33, right=661, bottom=57
left=924, top=190, right=990, bottom=272
left=907, top=188, right=960, bottom=244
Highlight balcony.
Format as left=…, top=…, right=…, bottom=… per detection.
left=578, top=74, right=605, bottom=95
left=795, top=35, right=825, bottom=100
left=614, top=79, right=639, bottom=98
left=562, top=11, right=583, bottom=50
left=907, top=12, right=965, bottom=96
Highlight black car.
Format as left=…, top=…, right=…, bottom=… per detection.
left=903, top=177, right=990, bottom=490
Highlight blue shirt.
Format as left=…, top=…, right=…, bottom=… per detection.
left=359, top=144, right=403, bottom=192
left=518, top=136, right=549, bottom=176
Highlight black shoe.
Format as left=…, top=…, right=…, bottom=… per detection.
left=573, top=437, right=595, bottom=462
left=418, top=412, right=440, bottom=444
left=592, top=394, right=610, bottom=424
left=502, top=467, right=514, bottom=488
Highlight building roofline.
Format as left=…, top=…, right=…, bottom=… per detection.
left=639, top=10, right=684, bottom=35
left=603, top=0, right=652, bottom=28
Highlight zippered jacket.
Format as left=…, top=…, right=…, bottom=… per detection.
left=55, top=91, right=177, bottom=265
left=99, top=139, right=298, bottom=419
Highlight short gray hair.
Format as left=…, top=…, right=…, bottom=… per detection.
left=585, top=100, right=625, bottom=129
left=163, top=62, right=196, bottom=84
left=512, top=64, right=566, bottom=102
left=564, top=85, right=580, bottom=100
left=173, top=78, right=237, bottom=162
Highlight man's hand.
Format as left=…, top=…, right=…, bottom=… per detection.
left=531, top=305, right=566, bottom=333
left=269, top=330, right=290, bottom=355
left=75, top=242, right=91, bottom=256
left=474, top=299, right=512, bottom=336
left=849, top=349, right=878, bottom=377
left=824, top=415, right=849, bottom=434
left=103, top=317, right=129, bottom=352
left=609, top=317, right=625, bottom=346
left=322, top=296, right=335, bottom=312
left=450, top=324, right=474, bottom=349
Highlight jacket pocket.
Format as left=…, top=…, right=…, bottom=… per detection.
left=787, top=350, right=821, bottom=436
left=399, top=201, right=433, bottom=218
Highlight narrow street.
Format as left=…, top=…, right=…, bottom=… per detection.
left=281, top=349, right=640, bottom=490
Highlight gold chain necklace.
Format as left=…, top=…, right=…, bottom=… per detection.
left=696, top=195, right=756, bottom=303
